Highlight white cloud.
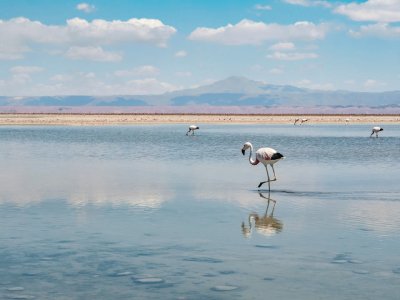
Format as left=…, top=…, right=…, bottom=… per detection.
left=125, top=78, right=176, bottom=95
left=76, top=3, right=96, bottom=13
left=254, top=4, right=272, bottom=10
left=350, top=23, right=400, bottom=38
left=344, top=79, right=355, bottom=85
left=283, top=0, right=332, bottom=8
left=10, top=66, right=43, bottom=74
left=0, top=17, right=177, bottom=60
left=175, top=50, right=187, bottom=57
left=188, top=19, right=330, bottom=45
left=175, top=71, right=192, bottom=77
left=296, top=79, right=334, bottom=90
left=114, top=65, right=160, bottom=77
left=335, top=0, right=400, bottom=23
left=267, top=51, right=318, bottom=60
left=66, top=46, right=122, bottom=62
left=50, top=74, right=73, bottom=82
left=363, top=79, right=386, bottom=89
left=269, top=42, right=296, bottom=50
left=0, top=71, right=177, bottom=96
left=269, top=68, right=284, bottom=74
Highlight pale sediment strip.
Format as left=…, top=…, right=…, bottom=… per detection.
left=0, top=114, right=399, bottom=126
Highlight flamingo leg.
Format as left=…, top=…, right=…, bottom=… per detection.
left=258, top=165, right=272, bottom=190
left=271, top=164, right=277, bottom=181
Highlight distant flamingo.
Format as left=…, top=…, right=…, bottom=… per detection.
left=300, top=118, right=308, bottom=125
left=241, top=142, right=284, bottom=190
left=186, top=125, right=199, bottom=135
left=294, top=118, right=300, bottom=125
left=370, top=126, right=383, bottom=138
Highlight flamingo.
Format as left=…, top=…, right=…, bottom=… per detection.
left=370, top=126, right=383, bottom=138
left=186, top=125, right=199, bottom=135
left=241, top=142, right=284, bottom=190
left=300, top=118, right=308, bottom=125
left=294, top=118, right=300, bottom=125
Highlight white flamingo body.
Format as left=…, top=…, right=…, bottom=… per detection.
left=254, top=147, right=281, bottom=166
left=370, top=126, right=383, bottom=138
left=300, top=118, right=308, bottom=124
left=186, top=125, right=199, bottom=135
left=241, top=142, right=284, bottom=190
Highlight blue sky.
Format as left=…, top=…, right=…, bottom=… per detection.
left=0, top=0, right=399, bottom=96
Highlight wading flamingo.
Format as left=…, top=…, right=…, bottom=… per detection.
left=186, top=125, right=199, bottom=135
left=300, top=118, right=308, bottom=125
left=241, top=142, right=284, bottom=190
left=294, top=118, right=300, bottom=125
left=370, top=126, right=383, bottom=138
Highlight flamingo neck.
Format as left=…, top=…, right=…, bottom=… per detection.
left=248, top=144, right=259, bottom=165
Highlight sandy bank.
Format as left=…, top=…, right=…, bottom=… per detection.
left=0, top=114, right=398, bottom=126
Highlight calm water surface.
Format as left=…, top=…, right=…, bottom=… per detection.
left=0, top=124, right=399, bottom=299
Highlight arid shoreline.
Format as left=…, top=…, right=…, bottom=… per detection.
left=0, top=113, right=399, bottom=126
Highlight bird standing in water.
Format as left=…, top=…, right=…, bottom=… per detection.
left=186, top=125, right=199, bottom=135
left=370, top=126, right=383, bottom=138
left=241, top=142, right=284, bottom=191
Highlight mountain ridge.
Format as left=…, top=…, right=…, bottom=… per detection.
left=0, top=76, right=399, bottom=108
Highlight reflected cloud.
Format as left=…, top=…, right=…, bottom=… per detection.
left=0, top=161, right=174, bottom=208
left=342, top=200, right=400, bottom=234
left=241, top=192, right=283, bottom=238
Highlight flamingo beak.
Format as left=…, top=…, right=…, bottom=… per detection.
left=241, top=149, right=245, bottom=155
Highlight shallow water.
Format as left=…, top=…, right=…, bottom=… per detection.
left=0, top=124, right=399, bottom=299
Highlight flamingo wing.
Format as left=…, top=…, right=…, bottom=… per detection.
left=256, top=148, right=277, bottom=161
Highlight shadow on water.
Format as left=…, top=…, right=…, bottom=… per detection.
left=253, top=189, right=400, bottom=202
left=241, top=192, right=283, bottom=238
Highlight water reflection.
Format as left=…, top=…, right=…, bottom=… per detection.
left=241, top=192, right=283, bottom=238
left=0, top=161, right=174, bottom=208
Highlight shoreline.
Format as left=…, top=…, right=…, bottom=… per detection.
left=0, top=113, right=399, bottom=126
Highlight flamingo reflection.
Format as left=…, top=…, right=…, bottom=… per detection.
left=241, top=192, right=283, bottom=238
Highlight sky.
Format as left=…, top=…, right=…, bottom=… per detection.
left=0, top=0, right=399, bottom=96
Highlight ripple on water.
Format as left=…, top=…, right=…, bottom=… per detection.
left=114, top=271, right=133, bottom=277
left=4, top=295, right=35, bottom=299
left=263, top=277, right=275, bottom=281
left=6, top=287, right=25, bottom=291
left=21, top=272, right=41, bottom=277
left=348, top=259, right=363, bottom=264
left=183, top=257, right=223, bottom=263
left=211, top=285, right=239, bottom=292
left=331, top=260, right=347, bottom=264
left=219, top=270, right=235, bottom=275
left=132, top=277, right=165, bottom=284
left=254, top=245, right=279, bottom=249
left=331, top=253, right=357, bottom=264
left=392, top=267, right=400, bottom=274
left=352, top=270, right=370, bottom=275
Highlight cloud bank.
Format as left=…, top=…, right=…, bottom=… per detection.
left=335, top=0, right=400, bottom=23
left=0, top=17, right=177, bottom=60
left=188, top=19, right=330, bottom=45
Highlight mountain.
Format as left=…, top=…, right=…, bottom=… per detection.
left=0, top=76, right=399, bottom=109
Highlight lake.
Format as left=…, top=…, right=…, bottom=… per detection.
left=0, top=124, right=399, bottom=299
